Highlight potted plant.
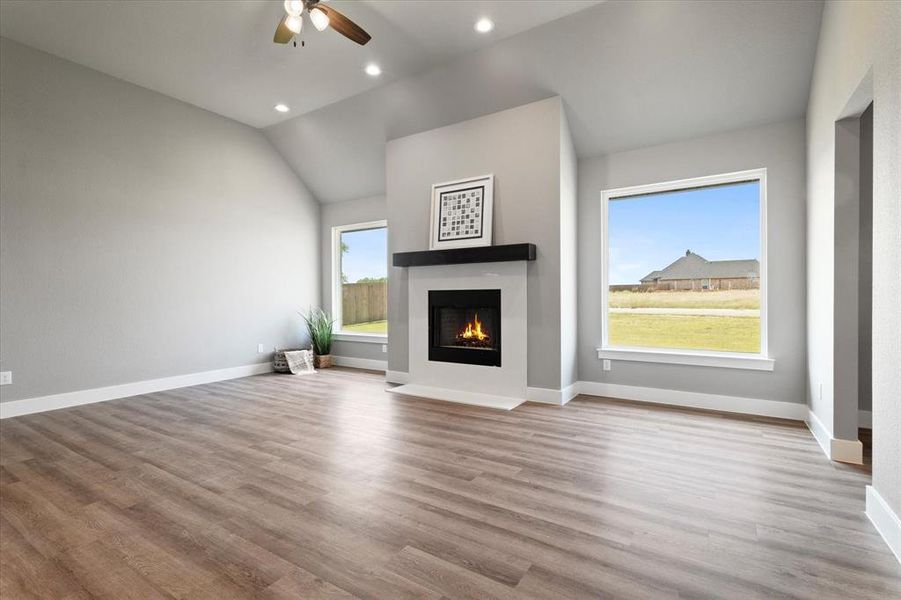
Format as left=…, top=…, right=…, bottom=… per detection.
left=302, top=307, right=335, bottom=369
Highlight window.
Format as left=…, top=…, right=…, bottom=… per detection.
left=599, top=169, right=771, bottom=370
left=332, top=221, right=388, bottom=339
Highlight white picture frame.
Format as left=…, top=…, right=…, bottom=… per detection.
left=429, top=174, right=494, bottom=250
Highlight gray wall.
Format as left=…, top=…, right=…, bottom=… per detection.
left=319, top=195, right=388, bottom=363
left=578, top=119, right=806, bottom=404
left=832, top=116, right=861, bottom=440
left=0, top=38, right=320, bottom=403
left=858, top=103, right=873, bottom=416
left=560, top=110, right=578, bottom=389
left=386, top=97, right=565, bottom=390
left=805, top=0, right=901, bottom=516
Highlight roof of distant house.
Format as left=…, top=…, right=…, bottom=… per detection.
left=640, top=250, right=759, bottom=282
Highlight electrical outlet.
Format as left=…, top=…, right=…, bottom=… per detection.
left=382, top=344, right=387, bottom=353
left=0, top=371, right=11, bottom=386
left=257, top=344, right=265, bottom=353
left=602, top=359, right=612, bottom=372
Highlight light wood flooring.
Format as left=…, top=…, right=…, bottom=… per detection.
left=1, top=368, right=898, bottom=599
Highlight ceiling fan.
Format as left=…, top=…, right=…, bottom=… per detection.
left=274, top=0, right=371, bottom=46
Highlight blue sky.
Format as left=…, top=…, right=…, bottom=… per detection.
left=341, top=226, right=387, bottom=282
left=608, top=181, right=760, bottom=284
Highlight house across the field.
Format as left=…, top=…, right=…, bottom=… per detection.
left=640, top=250, right=759, bottom=290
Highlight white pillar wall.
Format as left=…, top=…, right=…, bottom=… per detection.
left=406, top=262, right=528, bottom=400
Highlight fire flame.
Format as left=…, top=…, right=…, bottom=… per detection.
left=459, top=313, right=489, bottom=341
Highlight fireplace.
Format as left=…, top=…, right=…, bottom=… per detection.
left=429, top=289, right=501, bottom=367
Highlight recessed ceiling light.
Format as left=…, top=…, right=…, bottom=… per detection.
left=274, top=104, right=290, bottom=113
left=474, top=18, right=494, bottom=33
left=365, top=63, right=382, bottom=77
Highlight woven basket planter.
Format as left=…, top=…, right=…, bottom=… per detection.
left=313, top=354, right=332, bottom=369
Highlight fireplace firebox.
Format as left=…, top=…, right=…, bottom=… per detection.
left=428, top=289, right=501, bottom=367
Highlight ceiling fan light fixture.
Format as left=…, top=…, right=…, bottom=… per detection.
left=285, top=14, right=303, bottom=34
left=474, top=18, right=495, bottom=33
left=310, top=7, right=330, bottom=32
left=273, top=0, right=371, bottom=47
left=284, top=0, right=304, bottom=17
left=365, top=63, right=382, bottom=77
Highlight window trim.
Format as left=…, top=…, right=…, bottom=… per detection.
left=331, top=219, right=388, bottom=341
left=598, top=168, right=769, bottom=370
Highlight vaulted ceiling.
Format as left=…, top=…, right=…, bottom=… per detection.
left=0, top=1, right=823, bottom=204
left=0, top=0, right=600, bottom=128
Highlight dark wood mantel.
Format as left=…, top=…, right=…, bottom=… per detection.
left=392, top=243, right=536, bottom=268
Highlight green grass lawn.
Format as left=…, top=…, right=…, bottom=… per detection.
left=609, top=289, right=760, bottom=309
left=342, top=320, right=388, bottom=334
left=609, top=313, right=760, bottom=353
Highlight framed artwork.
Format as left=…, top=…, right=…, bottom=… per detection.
left=429, top=174, right=494, bottom=250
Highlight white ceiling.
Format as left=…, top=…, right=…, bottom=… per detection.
left=0, top=0, right=601, bottom=128
left=263, top=0, right=824, bottom=202
left=0, top=1, right=823, bottom=204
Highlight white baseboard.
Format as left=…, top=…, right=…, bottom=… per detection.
left=581, top=384, right=864, bottom=463
left=806, top=409, right=832, bottom=456
left=381, top=374, right=805, bottom=419
left=526, top=386, right=563, bottom=405
left=563, top=383, right=580, bottom=404
left=805, top=409, right=863, bottom=464
left=385, top=370, right=409, bottom=385
left=526, top=383, right=579, bottom=406
left=830, top=437, right=863, bottom=464
left=332, top=356, right=388, bottom=371
left=866, top=486, right=901, bottom=565
left=577, top=381, right=808, bottom=420
left=859, top=409, right=872, bottom=429
left=0, top=362, right=274, bottom=419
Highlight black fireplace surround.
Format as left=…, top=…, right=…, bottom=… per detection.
left=428, top=289, right=501, bottom=367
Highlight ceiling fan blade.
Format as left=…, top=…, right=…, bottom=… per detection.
left=318, top=5, right=371, bottom=45
left=273, top=16, right=293, bottom=44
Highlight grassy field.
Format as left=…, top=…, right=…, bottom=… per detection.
left=342, top=320, right=388, bottom=334
left=609, top=313, right=760, bottom=353
left=609, top=289, right=759, bottom=309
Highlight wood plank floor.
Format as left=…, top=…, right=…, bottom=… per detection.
left=1, top=368, right=898, bottom=599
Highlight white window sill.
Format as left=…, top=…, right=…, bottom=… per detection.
left=596, top=347, right=774, bottom=371
left=334, top=332, right=388, bottom=344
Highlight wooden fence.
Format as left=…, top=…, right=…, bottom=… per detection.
left=342, top=281, right=388, bottom=325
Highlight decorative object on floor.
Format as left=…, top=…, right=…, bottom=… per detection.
left=302, top=307, right=335, bottom=368
left=430, top=174, right=494, bottom=250
left=272, top=348, right=297, bottom=373
left=273, top=349, right=315, bottom=374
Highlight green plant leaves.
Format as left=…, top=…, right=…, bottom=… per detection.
left=301, top=307, right=335, bottom=355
